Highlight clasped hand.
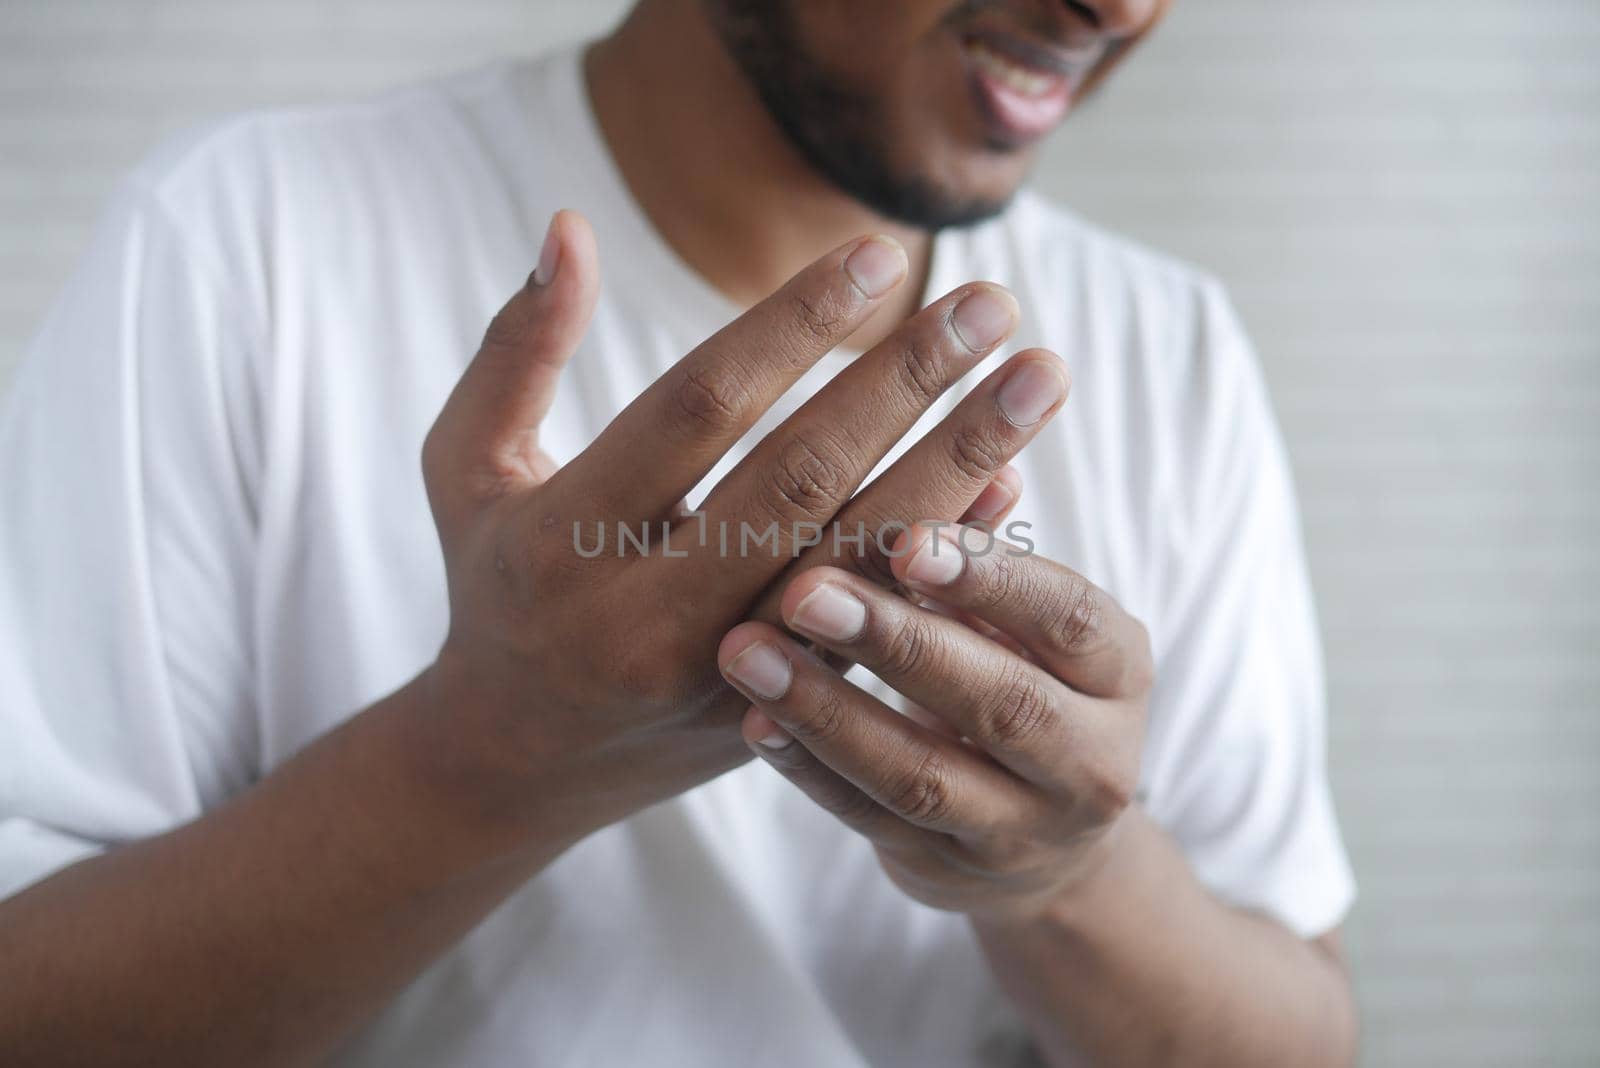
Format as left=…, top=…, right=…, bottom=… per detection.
left=420, top=212, right=1152, bottom=902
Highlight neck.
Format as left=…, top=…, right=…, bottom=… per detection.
left=585, top=0, right=931, bottom=350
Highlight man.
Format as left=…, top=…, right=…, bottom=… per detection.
left=0, top=0, right=1358, bottom=1064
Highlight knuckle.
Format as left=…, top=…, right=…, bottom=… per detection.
left=976, top=667, right=1057, bottom=751
left=948, top=425, right=1007, bottom=484
left=893, top=335, right=949, bottom=407
left=790, top=687, right=849, bottom=745
left=670, top=363, right=748, bottom=434
left=759, top=433, right=853, bottom=521
left=975, top=549, right=1028, bottom=612
left=878, top=611, right=938, bottom=680
left=1044, top=576, right=1105, bottom=654
left=886, top=748, right=957, bottom=825
left=792, top=289, right=849, bottom=346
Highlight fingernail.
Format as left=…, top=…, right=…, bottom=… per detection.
left=997, top=359, right=1066, bottom=427
left=968, top=477, right=1016, bottom=524
left=951, top=288, right=1017, bottom=353
left=725, top=642, right=792, bottom=701
left=756, top=728, right=794, bottom=750
left=748, top=709, right=796, bottom=750
left=533, top=215, right=561, bottom=286
left=791, top=584, right=867, bottom=642
left=844, top=236, right=908, bottom=299
left=905, top=530, right=964, bottom=587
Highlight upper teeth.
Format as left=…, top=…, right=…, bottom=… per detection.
left=967, top=41, right=1055, bottom=97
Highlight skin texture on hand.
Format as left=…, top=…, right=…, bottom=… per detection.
left=718, top=521, right=1357, bottom=1066
left=720, top=517, right=1153, bottom=921
left=420, top=210, right=1071, bottom=838
left=0, top=208, right=1062, bottom=1064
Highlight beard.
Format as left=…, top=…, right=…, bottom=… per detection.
left=703, top=0, right=1013, bottom=231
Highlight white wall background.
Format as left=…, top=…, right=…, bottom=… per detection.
left=2, top=1, right=1597, bottom=1064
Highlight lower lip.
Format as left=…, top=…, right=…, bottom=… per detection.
left=965, top=51, right=1072, bottom=146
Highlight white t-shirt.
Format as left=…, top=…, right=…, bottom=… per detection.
left=0, top=48, right=1354, bottom=1067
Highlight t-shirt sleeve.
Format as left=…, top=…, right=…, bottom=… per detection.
left=0, top=173, right=262, bottom=901
left=1138, top=280, right=1356, bottom=940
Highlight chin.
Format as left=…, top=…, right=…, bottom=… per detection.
left=860, top=65, right=1045, bottom=227
left=866, top=125, right=1035, bottom=229
left=936, top=149, right=1035, bottom=212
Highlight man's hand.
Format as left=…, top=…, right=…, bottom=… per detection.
left=718, top=526, right=1358, bottom=1068
left=0, top=211, right=1063, bottom=1066
left=418, top=210, right=1065, bottom=842
left=717, top=521, right=1154, bottom=921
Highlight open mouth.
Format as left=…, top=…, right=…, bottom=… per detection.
left=959, top=30, right=1096, bottom=147
left=966, top=38, right=1064, bottom=97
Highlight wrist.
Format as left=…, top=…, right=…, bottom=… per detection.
left=971, top=809, right=1146, bottom=939
left=405, top=642, right=751, bottom=855
left=389, top=651, right=604, bottom=859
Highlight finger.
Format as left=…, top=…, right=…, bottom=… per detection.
left=839, top=351, right=1066, bottom=583
left=744, top=709, right=1069, bottom=905
left=423, top=210, right=599, bottom=521
left=692, top=282, right=1019, bottom=590
left=918, top=597, right=1032, bottom=661
left=778, top=566, right=1079, bottom=789
left=566, top=234, right=909, bottom=520
left=920, top=461, right=1023, bottom=652
left=740, top=709, right=944, bottom=854
left=779, top=457, right=1027, bottom=671
left=718, top=624, right=1042, bottom=837
left=891, top=527, right=1155, bottom=700
left=787, top=465, right=1023, bottom=680
left=958, top=464, right=1022, bottom=529
left=800, top=461, right=1021, bottom=654
left=751, top=350, right=1066, bottom=619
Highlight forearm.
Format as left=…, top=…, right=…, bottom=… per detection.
left=974, top=809, right=1357, bottom=1068
left=0, top=667, right=586, bottom=1067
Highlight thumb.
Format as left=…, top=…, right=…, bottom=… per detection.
left=425, top=209, right=600, bottom=507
